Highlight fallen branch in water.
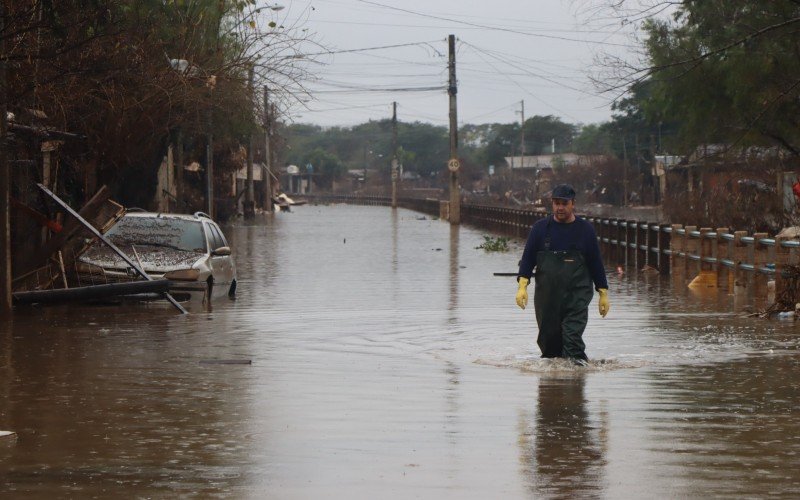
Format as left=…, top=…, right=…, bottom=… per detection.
left=756, top=264, right=800, bottom=318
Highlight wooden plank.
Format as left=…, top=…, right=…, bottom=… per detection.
left=23, top=186, right=113, bottom=276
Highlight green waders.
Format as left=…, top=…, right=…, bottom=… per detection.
left=533, top=249, right=594, bottom=360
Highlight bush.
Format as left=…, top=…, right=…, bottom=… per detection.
left=475, top=235, right=510, bottom=252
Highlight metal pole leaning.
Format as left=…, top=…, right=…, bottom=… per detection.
left=36, top=184, right=188, bottom=314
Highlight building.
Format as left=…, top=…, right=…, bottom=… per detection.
left=503, top=154, right=607, bottom=170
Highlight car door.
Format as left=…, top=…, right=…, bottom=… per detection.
left=206, top=222, right=234, bottom=286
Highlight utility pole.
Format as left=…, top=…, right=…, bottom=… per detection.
left=270, top=102, right=277, bottom=193
left=622, top=134, right=628, bottom=207
left=391, top=101, right=398, bottom=209
left=650, top=133, right=658, bottom=205
left=176, top=128, right=184, bottom=211
left=206, top=90, right=214, bottom=218
left=244, top=66, right=255, bottom=219
left=363, top=145, right=367, bottom=183
left=519, top=100, right=525, bottom=169
left=635, top=133, right=640, bottom=205
left=0, top=1, right=11, bottom=314
left=262, top=86, right=273, bottom=212
left=447, top=34, right=460, bottom=225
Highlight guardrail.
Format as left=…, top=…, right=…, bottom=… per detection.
left=305, top=195, right=798, bottom=300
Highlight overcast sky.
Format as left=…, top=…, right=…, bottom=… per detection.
left=265, top=0, right=644, bottom=128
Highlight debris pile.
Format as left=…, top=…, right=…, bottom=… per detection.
left=760, top=264, right=800, bottom=318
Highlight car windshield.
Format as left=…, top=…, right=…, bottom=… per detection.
left=106, top=216, right=207, bottom=253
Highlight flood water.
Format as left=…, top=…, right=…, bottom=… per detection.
left=2, top=204, right=800, bottom=498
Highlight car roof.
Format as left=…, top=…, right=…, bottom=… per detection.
left=122, top=211, right=215, bottom=223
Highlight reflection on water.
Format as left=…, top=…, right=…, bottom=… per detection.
left=645, top=357, right=800, bottom=497
left=1, top=205, right=800, bottom=497
left=519, top=375, right=607, bottom=498
left=448, top=224, right=460, bottom=318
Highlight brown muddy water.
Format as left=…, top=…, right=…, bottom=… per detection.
left=2, top=204, right=800, bottom=499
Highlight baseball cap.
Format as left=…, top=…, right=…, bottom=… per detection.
left=551, top=184, right=576, bottom=200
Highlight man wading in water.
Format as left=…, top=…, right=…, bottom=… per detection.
left=515, top=184, right=610, bottom=366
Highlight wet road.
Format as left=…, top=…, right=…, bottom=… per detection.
left=2, top=204, right=800, bottom=498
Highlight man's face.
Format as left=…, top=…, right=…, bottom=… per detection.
left=551, top=198, right=575, bottom=223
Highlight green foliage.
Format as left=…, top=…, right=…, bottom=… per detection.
left=285, top=120, right=448, bottom=180
left=483, top=123, right=519, bottom=166
left=573, top=124, right=613, bottom=155
left=5, top=0, right=308, bottom=209
left=475, top=235, right=510, bottom=252
left=641, top=1, right=800, bottom=154
left=523, top=115, right=577, bottom=154
left=284, top=114, right=585, bottom=189
left=475, top=116, right=578, bottom=168
left=303, top=148, right=346, bottom=189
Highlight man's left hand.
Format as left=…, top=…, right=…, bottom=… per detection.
left=598, top=288, right=610, bottom=317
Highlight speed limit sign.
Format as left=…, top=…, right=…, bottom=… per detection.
left=447, top=158, right=460, bottom=172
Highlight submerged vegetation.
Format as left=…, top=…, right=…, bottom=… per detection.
left=475, top=236, right=510, bottom=252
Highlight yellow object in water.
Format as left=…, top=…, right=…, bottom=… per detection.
left=688, top=270, right=718, bottom=289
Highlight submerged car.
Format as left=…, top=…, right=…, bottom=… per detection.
left=76, top=211, right=237, bottom=299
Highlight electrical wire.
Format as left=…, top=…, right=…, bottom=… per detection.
left=461, top=41, right=597, bottom=97
left=299, top=39, right=442, bottom=57
left=355, top=0, right=632, bottom=47
left=459, top=41, right=579, bottom=121
left=308, top=86, right=446, bottom=94
left=462, top=101, right=525, bottom=122
left=297, top=103, right=392, bottom=113
left=284, top=17, right=628, bottom=35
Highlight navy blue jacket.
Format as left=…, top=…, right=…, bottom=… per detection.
left=517, top=215, right=609, bottom=290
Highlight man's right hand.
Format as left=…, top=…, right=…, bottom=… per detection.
left=516, top=277, right=529, bottom=309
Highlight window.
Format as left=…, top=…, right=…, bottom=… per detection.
left=107, top=216, right=206, bottom=253
left=207, top=223, right=226, bottom=251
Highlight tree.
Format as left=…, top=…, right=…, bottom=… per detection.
left=3, top=0, right=315, bottom=207
left=598, top=1, right=800, bottom=156
left=303, top=148, right=345, bottom=189
left=573, top=124, right=613, bottom=155
left=285, top=119, right=450, bottom=185
left=523, top=115, right=577, bottom=154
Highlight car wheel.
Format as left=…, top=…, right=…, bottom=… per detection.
left=228, top=279, right=237, bottom=298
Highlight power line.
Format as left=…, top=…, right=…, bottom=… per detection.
left=460, top=41, right=578, bottom=121
left=462, top=101, right=524, bottom=122
left=307, top=86, right=446, bottom=94
left=355, top=0, right=632, bottom=47
left=299, top=39, right=442, bottom=57
left=298, top=103, right=391, bottom=113
left=457, top=46, right=589, bottom=74
left=285, top=17, right=627, bottom=35
left=312, top=77, right=445, bottom=91
left=461, top=41, right=598, bottom=98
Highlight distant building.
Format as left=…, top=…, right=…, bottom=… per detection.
left=504, top=154, right=608, bottom=170
left=652, top=145, right=800, bottom=209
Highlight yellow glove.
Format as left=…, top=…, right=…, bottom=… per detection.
left=598, top=288, right=610, bottom=317
left=516, top=277, right=529, bottom=310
